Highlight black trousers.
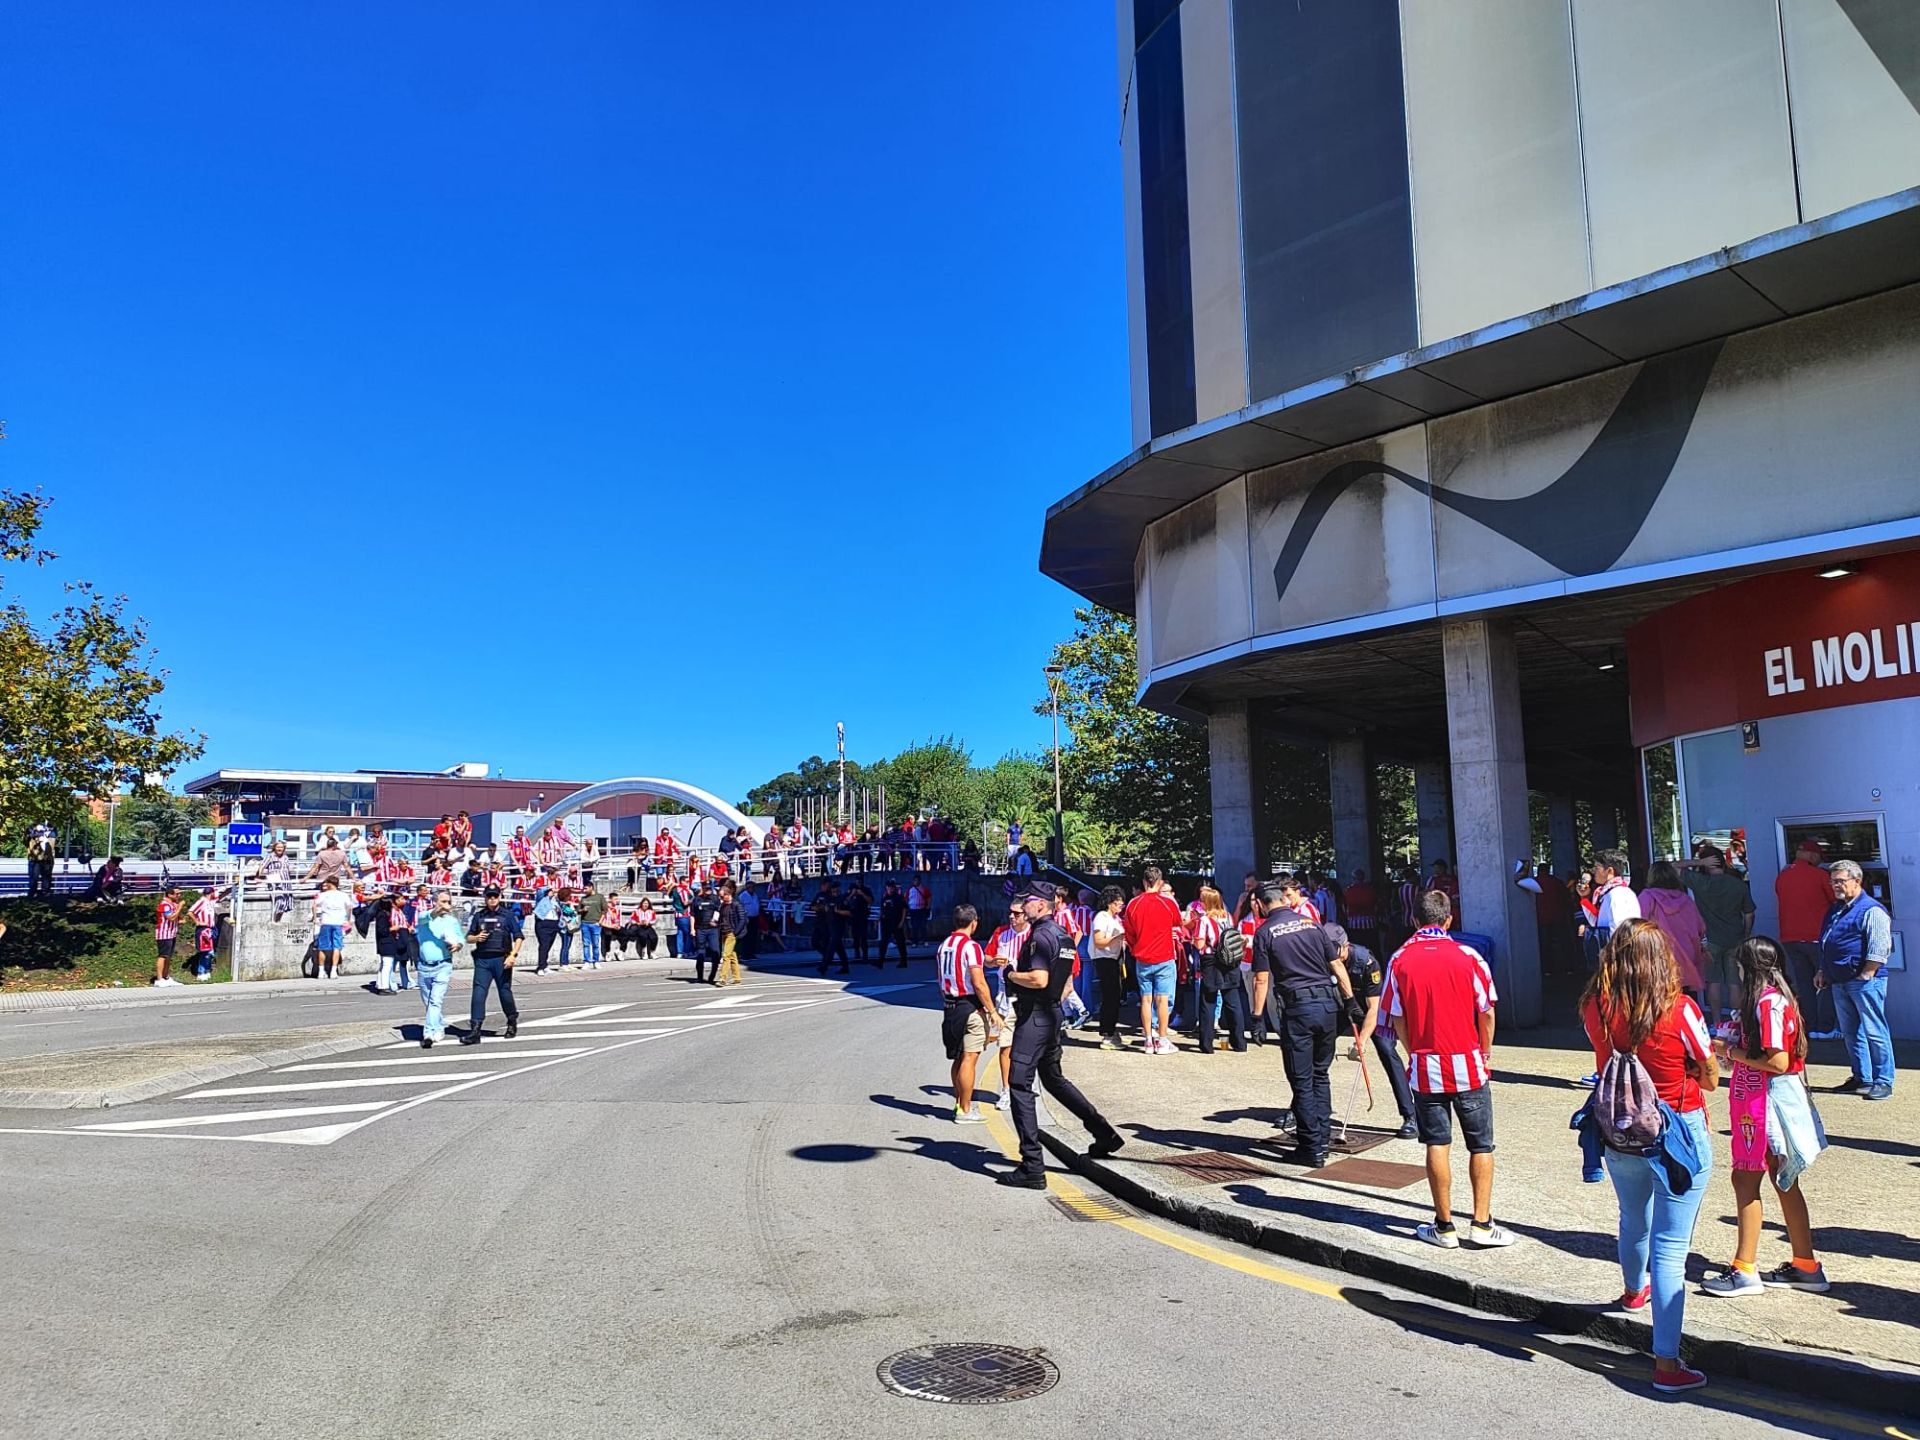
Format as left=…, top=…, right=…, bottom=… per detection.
left=1371, top=1030, right=1415, bottom=1122
left=1199, top=981, right=1248, bottom=1053
left=851, top=922, right=870, bottom=962
left=822, top=925, right=849, bottom=967
left=1095, top=956, right=1124, bottom=1034
left=694, top=946, right=719, bottom=983
left=27, top=859, right=54, bottom=897
left=1009, top=1003, right=1120, bottom=1176
left=469, top=954, right=519, bottom=1031
left=1280, top=987, right=1341, bottom=1156
left=534, top=918, right=558, bottom=969
left=882, top=925, right=909, bottom=964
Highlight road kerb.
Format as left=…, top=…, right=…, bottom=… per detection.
left=1037, top=1123, right=1920, bottom=1419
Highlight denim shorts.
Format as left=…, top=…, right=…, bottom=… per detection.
left=1414, top=1083, right=1495, bottom=1153
left=1136, top=960, right=1177, bottom=999
left=317, top=924, right=345, bottom=951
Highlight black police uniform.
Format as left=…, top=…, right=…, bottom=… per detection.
left=1006, top=916, right=1123, bottom=1181
left=1345, top=942, right=1415, bottom=1128
left=464, top=902, right=522, bottom=1041
left=1253, top=911, right=1343, bottom=1162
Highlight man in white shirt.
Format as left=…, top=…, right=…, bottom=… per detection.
left=310, top=877, right=355, bottom=980
left=1579, top=847, right=1641, bottom=1087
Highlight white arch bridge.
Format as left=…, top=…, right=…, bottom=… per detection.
left=526, top=778, right=763, bottom=847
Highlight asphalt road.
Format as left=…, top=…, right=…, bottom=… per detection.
left=0, top=964, right=1898, bottom=1439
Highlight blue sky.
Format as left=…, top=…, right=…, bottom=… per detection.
left=2, top=2, right=1127, bottom=802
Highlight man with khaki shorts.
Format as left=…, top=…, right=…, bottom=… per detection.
left=937, top=905, right=1002, bottom=1123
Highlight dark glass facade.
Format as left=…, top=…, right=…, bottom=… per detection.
left=1136, top=10, right=1196, bottom=438
left=1233, top=0, right=1417, bottom=404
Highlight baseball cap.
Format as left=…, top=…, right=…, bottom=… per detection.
left=1017, top=880, right=1059, bottom=902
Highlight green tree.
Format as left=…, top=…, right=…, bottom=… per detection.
left=742, top=754, right=869, bottom=825
left=871, top=737, right=981, bottom=830
left=0, top=488, right=205, bottom=846
left=113, top=794, right=211, bottom=860
left=1040, top=606, right=1212, bottom=866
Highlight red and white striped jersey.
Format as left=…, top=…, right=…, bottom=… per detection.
left=1292, top=899, right=1322, bottom=924
left=187, top=895, right=216, bottom=929
left=155, top=900, right=180, bottom=940
left=508, top=836, right=532, bottom=868
left=603, top=898, right=623, bottom=928
left=1382, top=928, right=1497, bottom=1094
left=1189, top=913, right=1222, bottom=952
left=1753, top=985, right=1805, bottom=1075
left=988, top=923, right=1026, bottom=962
left=1065, top=903, right=1093, bottom=939
left=937, top=932, right=986, bottom=998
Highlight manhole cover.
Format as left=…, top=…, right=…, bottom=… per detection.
left=1145, top=1149, right=1277, bottom=1187
left=877, top=1343, right=1060, bottom=1404
left=1312, top=1156, right=1430, bottom=1189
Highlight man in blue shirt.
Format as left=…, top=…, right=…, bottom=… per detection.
left=1817, top=860, right=1895, bottom=1099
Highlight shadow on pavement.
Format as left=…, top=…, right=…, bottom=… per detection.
left=868, top=1091, right=950, bottom=1122
left=1337, top=1287, right=1863, bottom=1438
left=789, top=1135, right=1007, bottom=1178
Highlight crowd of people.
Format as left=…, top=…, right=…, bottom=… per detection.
left=934, top=843, right=1895, bottom=1396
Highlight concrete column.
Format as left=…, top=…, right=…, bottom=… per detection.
left=1328, top=737, right=1373, bottom=884
left=1591, top=805, right=1619, bottom=849
left=1209, top=701, right=1258, bottom=890
left=1548, top=794, right=1578, bottom=878
left=1441, top=617, right=1543, bottom=1026
left=1414, top=759, right=1453, bottom=874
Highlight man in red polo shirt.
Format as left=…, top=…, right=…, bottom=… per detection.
left=1383, top=889, right=1514, bottom=1251
left=1123, top=865, right=1185, bottom=1054
left=1775, top=839, right=1838, bottom=1037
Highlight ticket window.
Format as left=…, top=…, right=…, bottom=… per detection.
left=1778, top=813, right=1903, bottom=971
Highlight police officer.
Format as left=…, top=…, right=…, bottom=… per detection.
left=1251, top=882, right=1353, bottom=1167
left=461, top=885, right=522, bottom=1045
left=998, top=881, right=1125, bottom=1189
left=1325, top=922, right=1417, bottom=1139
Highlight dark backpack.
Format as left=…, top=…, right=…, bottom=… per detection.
left=1594, top=1045, right=1666, bottom=1152
left=1205, top=927, right=1245, bottom=988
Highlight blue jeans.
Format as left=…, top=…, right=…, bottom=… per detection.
left=559, top=928, right=574, bottom=966
left=581, top=922, right=602, bottom=965
left=675, top=917, right=693, bottom=958
left=1831, top=972, right=1895, bottom=1088
left=417, top=961, right=451, bottom=1040
left=1603, top=1108, right=1711, bottom=1361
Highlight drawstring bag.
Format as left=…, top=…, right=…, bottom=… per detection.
left=1594, top=1046, right=1667, bottom=1153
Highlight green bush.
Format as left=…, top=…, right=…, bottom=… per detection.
left=0, top=893, right=213, bottom=991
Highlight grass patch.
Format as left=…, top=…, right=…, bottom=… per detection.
left=0, top=895, right=217, bottom=991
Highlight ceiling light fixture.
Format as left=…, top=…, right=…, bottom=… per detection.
left=1818, top=564, right=1857, bottom=580
left=1597, top=649, right=1618, bottom=672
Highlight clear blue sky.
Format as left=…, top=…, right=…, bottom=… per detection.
left=3, top=2, right=1127, bottom=803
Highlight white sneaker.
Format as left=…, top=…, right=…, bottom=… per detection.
left=1156, top=1037, right=1177, bottom=1055
left=996, top=1091, right=1013, bottom=1112
left=1701, top=1265, right=1765, bottom=1298
left=954, top=1106, right=987, bottom=1125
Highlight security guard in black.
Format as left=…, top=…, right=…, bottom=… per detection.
left=1251, top=890, right=1351, bottom=1165
left=1001, top=882, right=1124, bottom=1187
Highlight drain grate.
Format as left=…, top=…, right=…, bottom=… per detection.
left=1329, top=1130, right=1391, bottom=1156
left=1144, top=1149, right=1278, bottom=1188
left=1047, top=1192, right=1137, bottom=1224
left=877, top=1343, right=1060, bottom=1404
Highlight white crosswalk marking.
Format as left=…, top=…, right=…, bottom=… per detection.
left=282, top=1048, right=589, bottom=1071
left=3, top=975, right=932, bottom=1149
left=184, top=1073, right=490, bottom=1098
left=79, top=1103, right=391, bottom=1132
left=519, top=1004, right=633, bottom=1027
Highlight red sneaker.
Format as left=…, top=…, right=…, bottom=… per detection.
left=1651, top=1364, right=1707, bottom=1393
left=1615, top=1284, right=1652, bottom=1312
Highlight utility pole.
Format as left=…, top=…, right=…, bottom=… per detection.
left=836, top=722, right=847, bottom=826
left=1044, top=664, right=1065, bottom=868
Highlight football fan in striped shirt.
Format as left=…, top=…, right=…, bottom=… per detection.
left=937, top=905, right=999, bottom=1123
left=1382, top=888, right=1512, bottom=1251
left=153, top=886, right=184, bottom=987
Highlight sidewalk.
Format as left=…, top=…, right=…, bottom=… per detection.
left=1038, top=1024, right=1920, bottom=1408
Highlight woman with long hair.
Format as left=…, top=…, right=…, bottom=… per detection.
left=1700, top=936, right=1830, bottom=1297
left=1580, top=918, right=1717, bottom=1393
left=1089, top=885, right=1128, bottom=1049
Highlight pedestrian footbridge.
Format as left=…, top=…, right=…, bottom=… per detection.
left=526, top=778, right=763, bottom=846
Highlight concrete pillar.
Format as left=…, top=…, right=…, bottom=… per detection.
left=1414, top=759, right=1453, bottom=875
left=1441, top=617, right=1543, bottom=1027
left=1328, top=736, right=1373, bottom=884
left=1591, top=805, right=1619, bottom=849
left=1209, top=701, right=1258, bottom=890
left=1548, top=794, right=1578, bottom=878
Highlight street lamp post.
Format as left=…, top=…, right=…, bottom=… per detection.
left=1044, top=664, right=1065, bottom=868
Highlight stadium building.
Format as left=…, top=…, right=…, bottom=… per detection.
left=1041, top=1, right=1920, bottom=1032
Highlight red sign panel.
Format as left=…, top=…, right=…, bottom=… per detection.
left=1627, top=550, right=1920, bottom=748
